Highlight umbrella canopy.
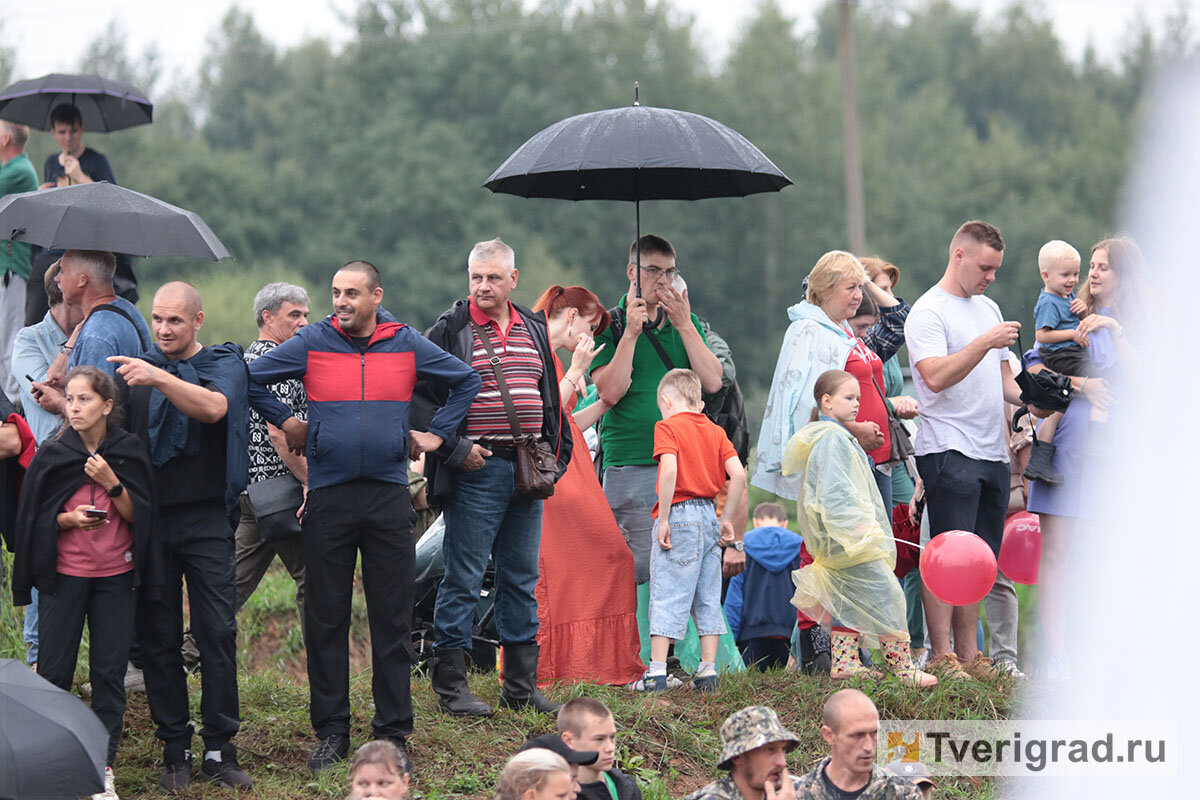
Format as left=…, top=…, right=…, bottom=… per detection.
left=0, top=182, right=231, bottom=260
left=484, top=103, right=791, bottom=201
left=0, top=658, right=107, bottom=799
left=0, top=73, right=152, bottom=132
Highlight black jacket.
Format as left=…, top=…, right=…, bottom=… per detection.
left=578, top=769, right=642, bottom=800
left=412, top=299, right=572, bottom=505
left=11, top=426, right=159, bottom=605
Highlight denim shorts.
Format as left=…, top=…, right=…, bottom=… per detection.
left=648, top=499, right=727, bottom=640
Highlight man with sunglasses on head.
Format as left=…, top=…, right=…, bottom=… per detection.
left=589, top=235, right=722, bottom=656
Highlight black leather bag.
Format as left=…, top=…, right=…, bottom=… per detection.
left=1015, top=335, right=1074, bottom=412
left=871, top=375, right=915, bottom=463
left=245, top=474, right=304, bottom=542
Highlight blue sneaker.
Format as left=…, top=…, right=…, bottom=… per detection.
left=691, top=674, right=718, bottom=693
left=630, top=672, right=668, bottom=692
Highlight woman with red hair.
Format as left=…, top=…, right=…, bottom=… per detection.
left=526, top=285, right=645, bottom=686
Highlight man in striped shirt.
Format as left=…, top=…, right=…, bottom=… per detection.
left=414, top=238, right=572, bottom=719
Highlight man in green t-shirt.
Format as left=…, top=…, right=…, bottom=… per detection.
left=0, top=120, right=40, bottom=400
left=590, top=234, right=723, bottom=585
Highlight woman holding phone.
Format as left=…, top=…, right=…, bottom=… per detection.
left=11, top=366, right=157, bottom=799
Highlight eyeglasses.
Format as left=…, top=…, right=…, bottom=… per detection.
left=639, top=265, right=679, bottom=281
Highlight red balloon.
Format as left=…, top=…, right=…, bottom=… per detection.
left=919, top=530, right=998, bottom=605
left=999, top=511, right=1042, bottom=585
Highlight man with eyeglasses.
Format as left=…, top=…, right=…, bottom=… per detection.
left=590, top=235, right=722, bottom=654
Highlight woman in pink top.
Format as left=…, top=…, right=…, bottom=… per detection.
left=11, top=366, right=157, bottom=799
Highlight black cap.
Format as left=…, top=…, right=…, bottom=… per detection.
left=518, top=734, right=599, bottom=766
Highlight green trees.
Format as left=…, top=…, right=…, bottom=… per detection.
left=21, top=0, right=1184, bottom=408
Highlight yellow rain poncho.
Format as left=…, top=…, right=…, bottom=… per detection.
left=782, top=421, right=907, bottom=647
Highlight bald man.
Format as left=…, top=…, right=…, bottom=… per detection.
left=110, top=281, right=253, bottom=791
left=791, top=690, right=922, bottom=799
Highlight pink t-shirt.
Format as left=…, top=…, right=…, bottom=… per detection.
left=57, top=480, right=134, bottom=578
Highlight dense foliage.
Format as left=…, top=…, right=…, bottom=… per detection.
left=1, top=0, right=1189, bottom=417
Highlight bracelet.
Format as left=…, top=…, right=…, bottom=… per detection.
left=564, top=372, right=585, bottom=393
left=59, top=343, right=73, bottom=354
left=1080, top=378, right=1088, bottom=391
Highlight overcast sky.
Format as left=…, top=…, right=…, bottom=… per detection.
left=4, top=1, right=1193, bottom=86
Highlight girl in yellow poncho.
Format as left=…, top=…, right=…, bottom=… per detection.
left=783, top=370, right=936, bottom=687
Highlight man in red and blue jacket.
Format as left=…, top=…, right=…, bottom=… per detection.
left=247, top=260, right=479, bottom=773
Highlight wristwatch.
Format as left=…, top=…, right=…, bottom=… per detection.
left=724, top=540, right=745, bottom=552
left=107, top=483, right=125, bottom=498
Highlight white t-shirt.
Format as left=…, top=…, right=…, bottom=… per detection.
left=905, top=286, right=1009, bottom=462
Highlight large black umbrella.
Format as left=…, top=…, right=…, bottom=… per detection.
left=0, top=658, right=108, bottom=799
left=0, top=182, right=230, bottom=260
left=0, top=73, right=152, bottom=132
left=484, top=87, right=791, bottom=298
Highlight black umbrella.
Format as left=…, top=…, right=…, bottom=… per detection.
left=0, top=658, right=108, bottom=799
left=484, top=85, right=791, bottom=299
left=0, top=73, right=152, bottom=132
left=0, top=182, right=231, bottom=260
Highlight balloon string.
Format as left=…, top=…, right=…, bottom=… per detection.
left=886, top=534, right=925, bottom=550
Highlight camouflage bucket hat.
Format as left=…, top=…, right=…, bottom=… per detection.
left=717, top=706, right=801, bottom=770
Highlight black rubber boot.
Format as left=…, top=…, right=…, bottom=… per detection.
left=498, top=643, right=561, bottom=714
left=1022, top=438, right=1064, bottom=486
left=432, top=648, right=494, bottom=717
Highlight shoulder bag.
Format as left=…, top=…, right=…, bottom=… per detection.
left=870, top=374, right=915, bottom=463
left=469, top=320, right=557, bottom=499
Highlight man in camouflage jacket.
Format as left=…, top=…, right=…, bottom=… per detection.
left=685, top=706, right=804, bottom=800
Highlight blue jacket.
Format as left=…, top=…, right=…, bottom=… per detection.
left=724, top=525, right=805, bottom=642
left=247, top=312, right=481, bottom=490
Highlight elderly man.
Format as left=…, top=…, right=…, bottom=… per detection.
left=111, top=282, right=251, bottom=791
left=414, top=237, right=572, bottom=718
left=0, top=119, right=39, bottom=400
left=686, top=705, right=802, bottom=800
left=181, top=282, right=311, bottom=668
left=792, top=690, right=923, bottom=800
left=31, top=250, right=151, bottom=416
left=248, top=261, right=480, bottom=772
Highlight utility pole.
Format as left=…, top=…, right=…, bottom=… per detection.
left=839, top=0, right=867, bottom=255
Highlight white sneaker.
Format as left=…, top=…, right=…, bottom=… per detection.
left=995, top=658, right=1026, bottom=679
left=91, top=766, right=119, bottom=800
left=124, top=663, right=145, bottom=693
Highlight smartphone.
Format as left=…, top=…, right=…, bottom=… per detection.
left=84, top=508, right=108, bottom=520
left=26, top=375, right=42, bottom=396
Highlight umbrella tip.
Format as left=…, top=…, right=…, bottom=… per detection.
left=633, top=81, right=639, bottom=106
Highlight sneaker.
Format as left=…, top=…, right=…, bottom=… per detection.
left=960, top=654, right=1001, bottom=680
left=308, top=734, right=350, bottom=773
left=994, top=658, right=1026, bottom=679
left=159, top=741, right=192, bottom=794
left=628, top=671, right=668, bottom=692
left=201, top=743, right=253, bottom=788
left=691, top=674, right=718, bottom=693
left=124, top=663, right=146, bottom=693
left=926, top=653, right=970, bottom=680
left=92, top=766, right=119, bottom=800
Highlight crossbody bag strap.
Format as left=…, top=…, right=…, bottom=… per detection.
left=645, top=328, right=676, bottom=371
left=870, top=373, right=898, bottom=422
left=469, top=319, right=525, bottom=442
left=90, top=302, right=149, bottom=350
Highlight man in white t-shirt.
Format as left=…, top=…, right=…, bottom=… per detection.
left=905, top=220, right=1036, bottom=681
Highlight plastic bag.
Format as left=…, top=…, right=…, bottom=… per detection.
left=782, top=422, right=907, bottom=648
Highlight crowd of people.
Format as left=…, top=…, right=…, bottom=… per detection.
left=0, top=107, right=1137, bottom=800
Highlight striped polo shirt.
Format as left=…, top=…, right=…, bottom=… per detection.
left=466, top=299, right=544, bottom=442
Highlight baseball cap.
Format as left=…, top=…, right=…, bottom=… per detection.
left=885, top=758, right=936, bottom=788
left=519, top=734, right=599, bottom=766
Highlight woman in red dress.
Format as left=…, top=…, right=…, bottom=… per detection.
left=529, top=285, right=645, bottom=686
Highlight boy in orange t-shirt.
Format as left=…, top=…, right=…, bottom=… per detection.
left=641, top=369, right=746, bottom=692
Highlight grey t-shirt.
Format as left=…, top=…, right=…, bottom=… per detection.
left=904, top=286, right=1008, bottom=462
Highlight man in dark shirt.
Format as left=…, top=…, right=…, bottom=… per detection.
left=110, top=281, right=251, bottom=792
left=27, top=103, right=136, bottom=324
left=559, top=697, right=642, bottom=800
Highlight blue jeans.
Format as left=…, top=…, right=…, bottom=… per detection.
left=23, top=586, right=39, bottom=664
left=435, top=456, right=544, bottom=648
left=648, top=499, right=726, bottom=640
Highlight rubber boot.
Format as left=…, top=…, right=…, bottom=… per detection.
left=1022, top=438, right=1064, bottom=486
left=830, top=631, right=881, bottom=680
left=798, top=625, right=832, bottom=676
left=432, top=648, right=494, bottom=717
left=498, top=643, right=561, bottom=714
left=881, top=638, right=938, bottom=688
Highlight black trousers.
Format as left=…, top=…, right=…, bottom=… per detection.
left=303, top=479, right=415, bottom=742
left=137, top=502, right=240, bottom=750
left=738, top=637, right=792, bottom=672
left=38, top=571, right=136, bottom=766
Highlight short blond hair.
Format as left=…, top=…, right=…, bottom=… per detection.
left=1037, top=240, right=1081, bottom=272
left=495, top=750, right=570, bottom=800
left=805, top=251, right=867, bottom=305
left=658, top=368, right=702, bottom=408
